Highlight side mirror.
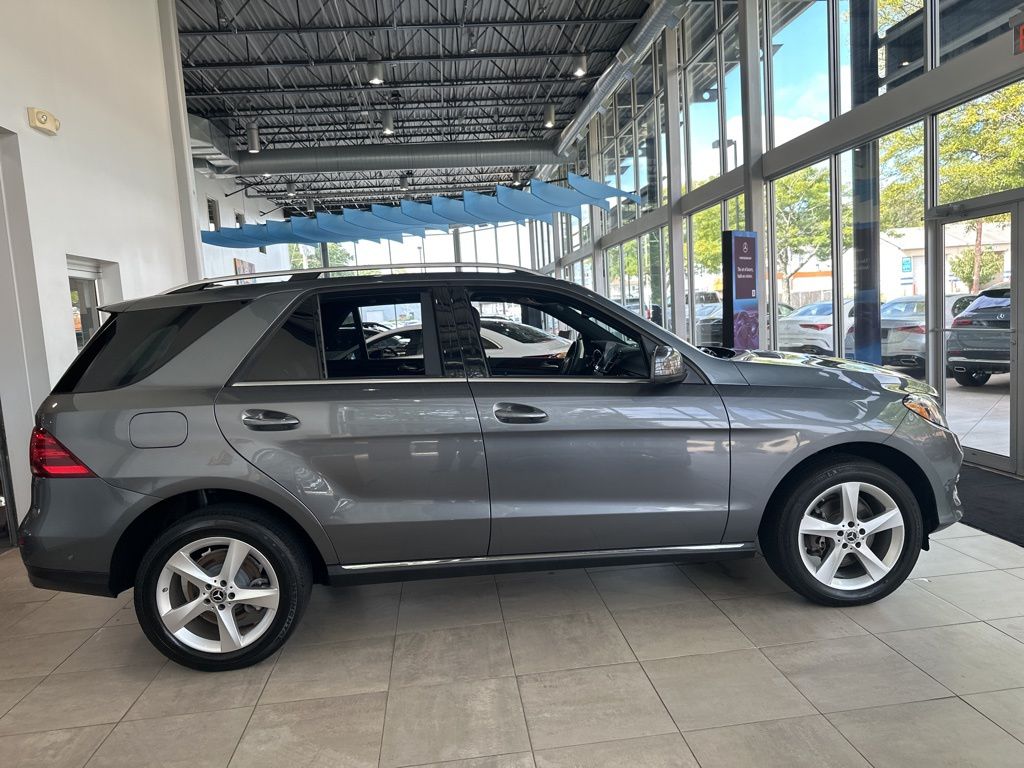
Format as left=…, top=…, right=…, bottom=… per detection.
left=652, top=345, right=688, bottom=384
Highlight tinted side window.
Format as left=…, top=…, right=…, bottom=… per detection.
left=320, top=293, right=427, bottom=378
left=55, top=301, right=245, bottom=393
left=240, top=297, right=321, bottom=382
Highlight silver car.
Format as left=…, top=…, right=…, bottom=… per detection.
left=19, top=267, right=962, bottom=670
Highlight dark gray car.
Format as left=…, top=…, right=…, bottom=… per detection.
left=19, top=266, right=963, bottom=670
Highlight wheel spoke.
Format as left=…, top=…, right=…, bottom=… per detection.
left=161, top=595, right=209, bottom=632
left=216, top=607, right=244, bottom=652
left=166, top=551, right=212, bottom=589
left=840, top=482, right=861, bottom=523
left=852, top=545, right=891, bottom=582
left=800, top=516, right=844, bottom=537
left=220, top=540, right=251, bottom=585
left=815, top=546, right=846, bottom=585
left=231, top=586, right=279, bottom=611
left=861, top=508, right=904, bottom=537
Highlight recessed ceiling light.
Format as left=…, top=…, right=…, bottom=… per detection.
left=572, top=54, right=587, bottom=78
left=543, top=104, right=556, bottom=129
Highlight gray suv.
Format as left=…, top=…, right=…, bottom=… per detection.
left=19, top=266, right=963, bottom=670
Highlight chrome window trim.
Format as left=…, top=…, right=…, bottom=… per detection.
left=232, top=377, right=453, bottom=387
left=339, top=542, right=751, bottom=571
left=469, top=377, right=649, bottom=384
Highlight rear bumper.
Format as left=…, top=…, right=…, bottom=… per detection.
left=23, top=564, right=115, bottom=597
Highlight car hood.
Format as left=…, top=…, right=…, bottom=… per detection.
left=728, top=349, right=935, bottom=397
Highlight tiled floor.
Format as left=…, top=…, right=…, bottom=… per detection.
left=946, top=373, right=1011, bottom=457
left=3, top=523, right=1024, bottom=767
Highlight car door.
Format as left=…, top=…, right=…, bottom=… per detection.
left=452, top=282, right=731, bottom=555
left=215, top=285, right=490, bottom=564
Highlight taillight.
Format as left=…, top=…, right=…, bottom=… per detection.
left=29, top=427, right=95, bottom=478
left=896, top=325, right=926, bottom=334
left=952, top=317, right=971, bottom=327
left=799, top=323, right=832, bottom=331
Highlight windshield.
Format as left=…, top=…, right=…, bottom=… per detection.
left=882, top=300, right=926, bottom=317
left=963, top=290, right=1010, bottom=313
left=791, top=302, right=833, bottom=317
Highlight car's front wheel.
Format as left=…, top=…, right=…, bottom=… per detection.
left=760, top=457, right=923, bottom=606
left=135, top=505, right=311, bottom=671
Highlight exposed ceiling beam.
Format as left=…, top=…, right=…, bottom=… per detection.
left=177, top=15, right=642, bottom=39
left=182, top=49, right=616, bottom=73
left=184, top=76, right=593, bottom=101
left=196, top=98, right=572, bottom=120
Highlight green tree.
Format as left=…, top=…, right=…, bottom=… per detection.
left=288, top=241, right=354, bottom=270
left=948, top=248, right=1004, bottom=292
left=773, top=165, right=834, bottom=304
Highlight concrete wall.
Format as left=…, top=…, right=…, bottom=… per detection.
left=0, top=0, right=189, bottom=519
left=193, top=173, right=291, bottom=277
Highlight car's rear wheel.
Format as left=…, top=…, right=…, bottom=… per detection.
left=954, top=370, right=991, bottom=387
left=135, top=504, right=311, bottom=671
left=760, top=458, right=923, bottom=606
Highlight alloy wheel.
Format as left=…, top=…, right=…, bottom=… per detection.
left=156, top=536, right=280, bottom=653
left=797, top=481, right=906, bottom=591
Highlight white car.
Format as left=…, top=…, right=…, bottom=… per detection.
left=777, top=300, right=854, bottom=355
left=365, top=319, right=570, bottom=361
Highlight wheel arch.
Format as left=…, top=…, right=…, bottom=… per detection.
left=757, top=442, right=939, bottom=542
left=109, top=488, right=330, bottom=594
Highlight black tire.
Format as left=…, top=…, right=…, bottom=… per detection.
left=954, top=371, right=990, bottom=387
left=759, top=457, right=923, bottom=607
left=135, top=504, right=312, bottom=671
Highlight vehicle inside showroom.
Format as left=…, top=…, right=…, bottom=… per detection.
left=2, top=0, right=1024, bottom=765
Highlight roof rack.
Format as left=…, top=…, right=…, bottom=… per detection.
left=165, top=262, right=544, bottom=294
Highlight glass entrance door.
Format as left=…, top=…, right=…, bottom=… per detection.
left=934, top=204, right=1018, bottom=473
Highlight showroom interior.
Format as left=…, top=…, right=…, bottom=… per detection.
left=3, top=0, right=1024, bottom=765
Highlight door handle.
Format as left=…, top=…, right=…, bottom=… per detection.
left=493, top=402, right=548, bottom=424
left=240, top=409, right=301, bottom=431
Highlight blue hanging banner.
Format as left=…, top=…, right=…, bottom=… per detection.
left=722, top=230, right=760, bottom=350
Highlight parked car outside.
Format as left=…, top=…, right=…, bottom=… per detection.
left=777, top=300, right=854, bottom=355
left=366, top=319, right=571, bottom=363
left=945, top=284, right=1011, bottom=386
left=20, top=268, right=962, bottom=670
left=695, top=302, right=793, bottom=348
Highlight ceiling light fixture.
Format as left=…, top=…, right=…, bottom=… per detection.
left=543, top=104, right=556, bottom=129
left=381, top=110, right=395, bottom=135
left=572, top=53, right=588, bottom=78
left=262, top=172, right=272, bottom=178
left=286, top=181, right=296, bottom=197
left=512, top=170, right=523, bottom=186
left=246, top=121, right=260, bottom=153
left=367, top=59, right=385, bottom=85
left=399, top=173, right=411, bottom=191
left=306, top=199, right=315, bottom=214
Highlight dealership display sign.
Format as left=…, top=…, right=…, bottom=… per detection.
left=722, top=230, right=760, bottom=350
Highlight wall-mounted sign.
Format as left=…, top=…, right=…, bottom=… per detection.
left=901, top=256, right=913, bottom=273
left=722, top=230, right=760, bottom=350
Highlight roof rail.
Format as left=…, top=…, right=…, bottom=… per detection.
left=165, top=262, right=544, bottom=294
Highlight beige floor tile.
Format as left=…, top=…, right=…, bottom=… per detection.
left=930, top=522, right=986, bottom=540
left=518, top=663, right=675, bottom=751
left=534, top=733, right=697, bottom=768
left=829, top=698, right=1024, bottom=768
left=125, top=656, right=275, bottom=720
left=990, top=615, right=1024, bottom=642
left=391, top=622, right=513, bottom=688
left=0, top=629, right=94, bottom=680
left=398, top=579, right=503, bottom=633
left=964, top=687, right=1024, bottom=743
left=840, top=580, right=974, bottom=633
left=87, top=707, right=252, bottom=767
left=679, top=556, right=789, bottom=600
left=612, top=600, right=752, bottom=661
left=415, top=756, right=535, bottom=768
left=715, top=592, right=866, bottom=647
left=0, top=586, right=54, bottom=607
left=506, top=612, right=633, bottom=674
left=915, top=569, right=1024, bottom=620
left=909, top=541, right=995, bottom=578
left=6, top=593, right=125, bottom=637
left=762, top=634, right=950, bottom=713
left=643, top=649, right=814, bottom=731
left=497, top=570, right=606, bottom=621
left=290, top=585, right=399, bottom=646
left=260, top=635, right=392, bottom=704
left=56, top=624, right=165, bottom=673
left=0, top=724, right=112, bottom=768
left=879, top=622, right=1024, bottom=694
left=940, top=534, right=1024, bottom=569
left=0, top=677, right=42, bottom=717
left=230, top=691, right=386, bottom=768
left=380, top=677, right=529, bottom=767
left=103, top=604, right=138, bottom=627
left=0, top=602, right=47, bottom=636
left=684, top=715, right=870, bottom=768
left=0, top=665, right=162, bottom=735
left=588, top=565, right=707, bottom=611
left=401, top=574, right=496, bottom=596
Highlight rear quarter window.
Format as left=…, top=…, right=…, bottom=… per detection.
left=54, top=301, right=245, bottom=393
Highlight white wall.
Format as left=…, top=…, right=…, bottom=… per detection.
left=0, top=0, right=190, bottom=518
left=192, top=173, right=290, bottom=277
